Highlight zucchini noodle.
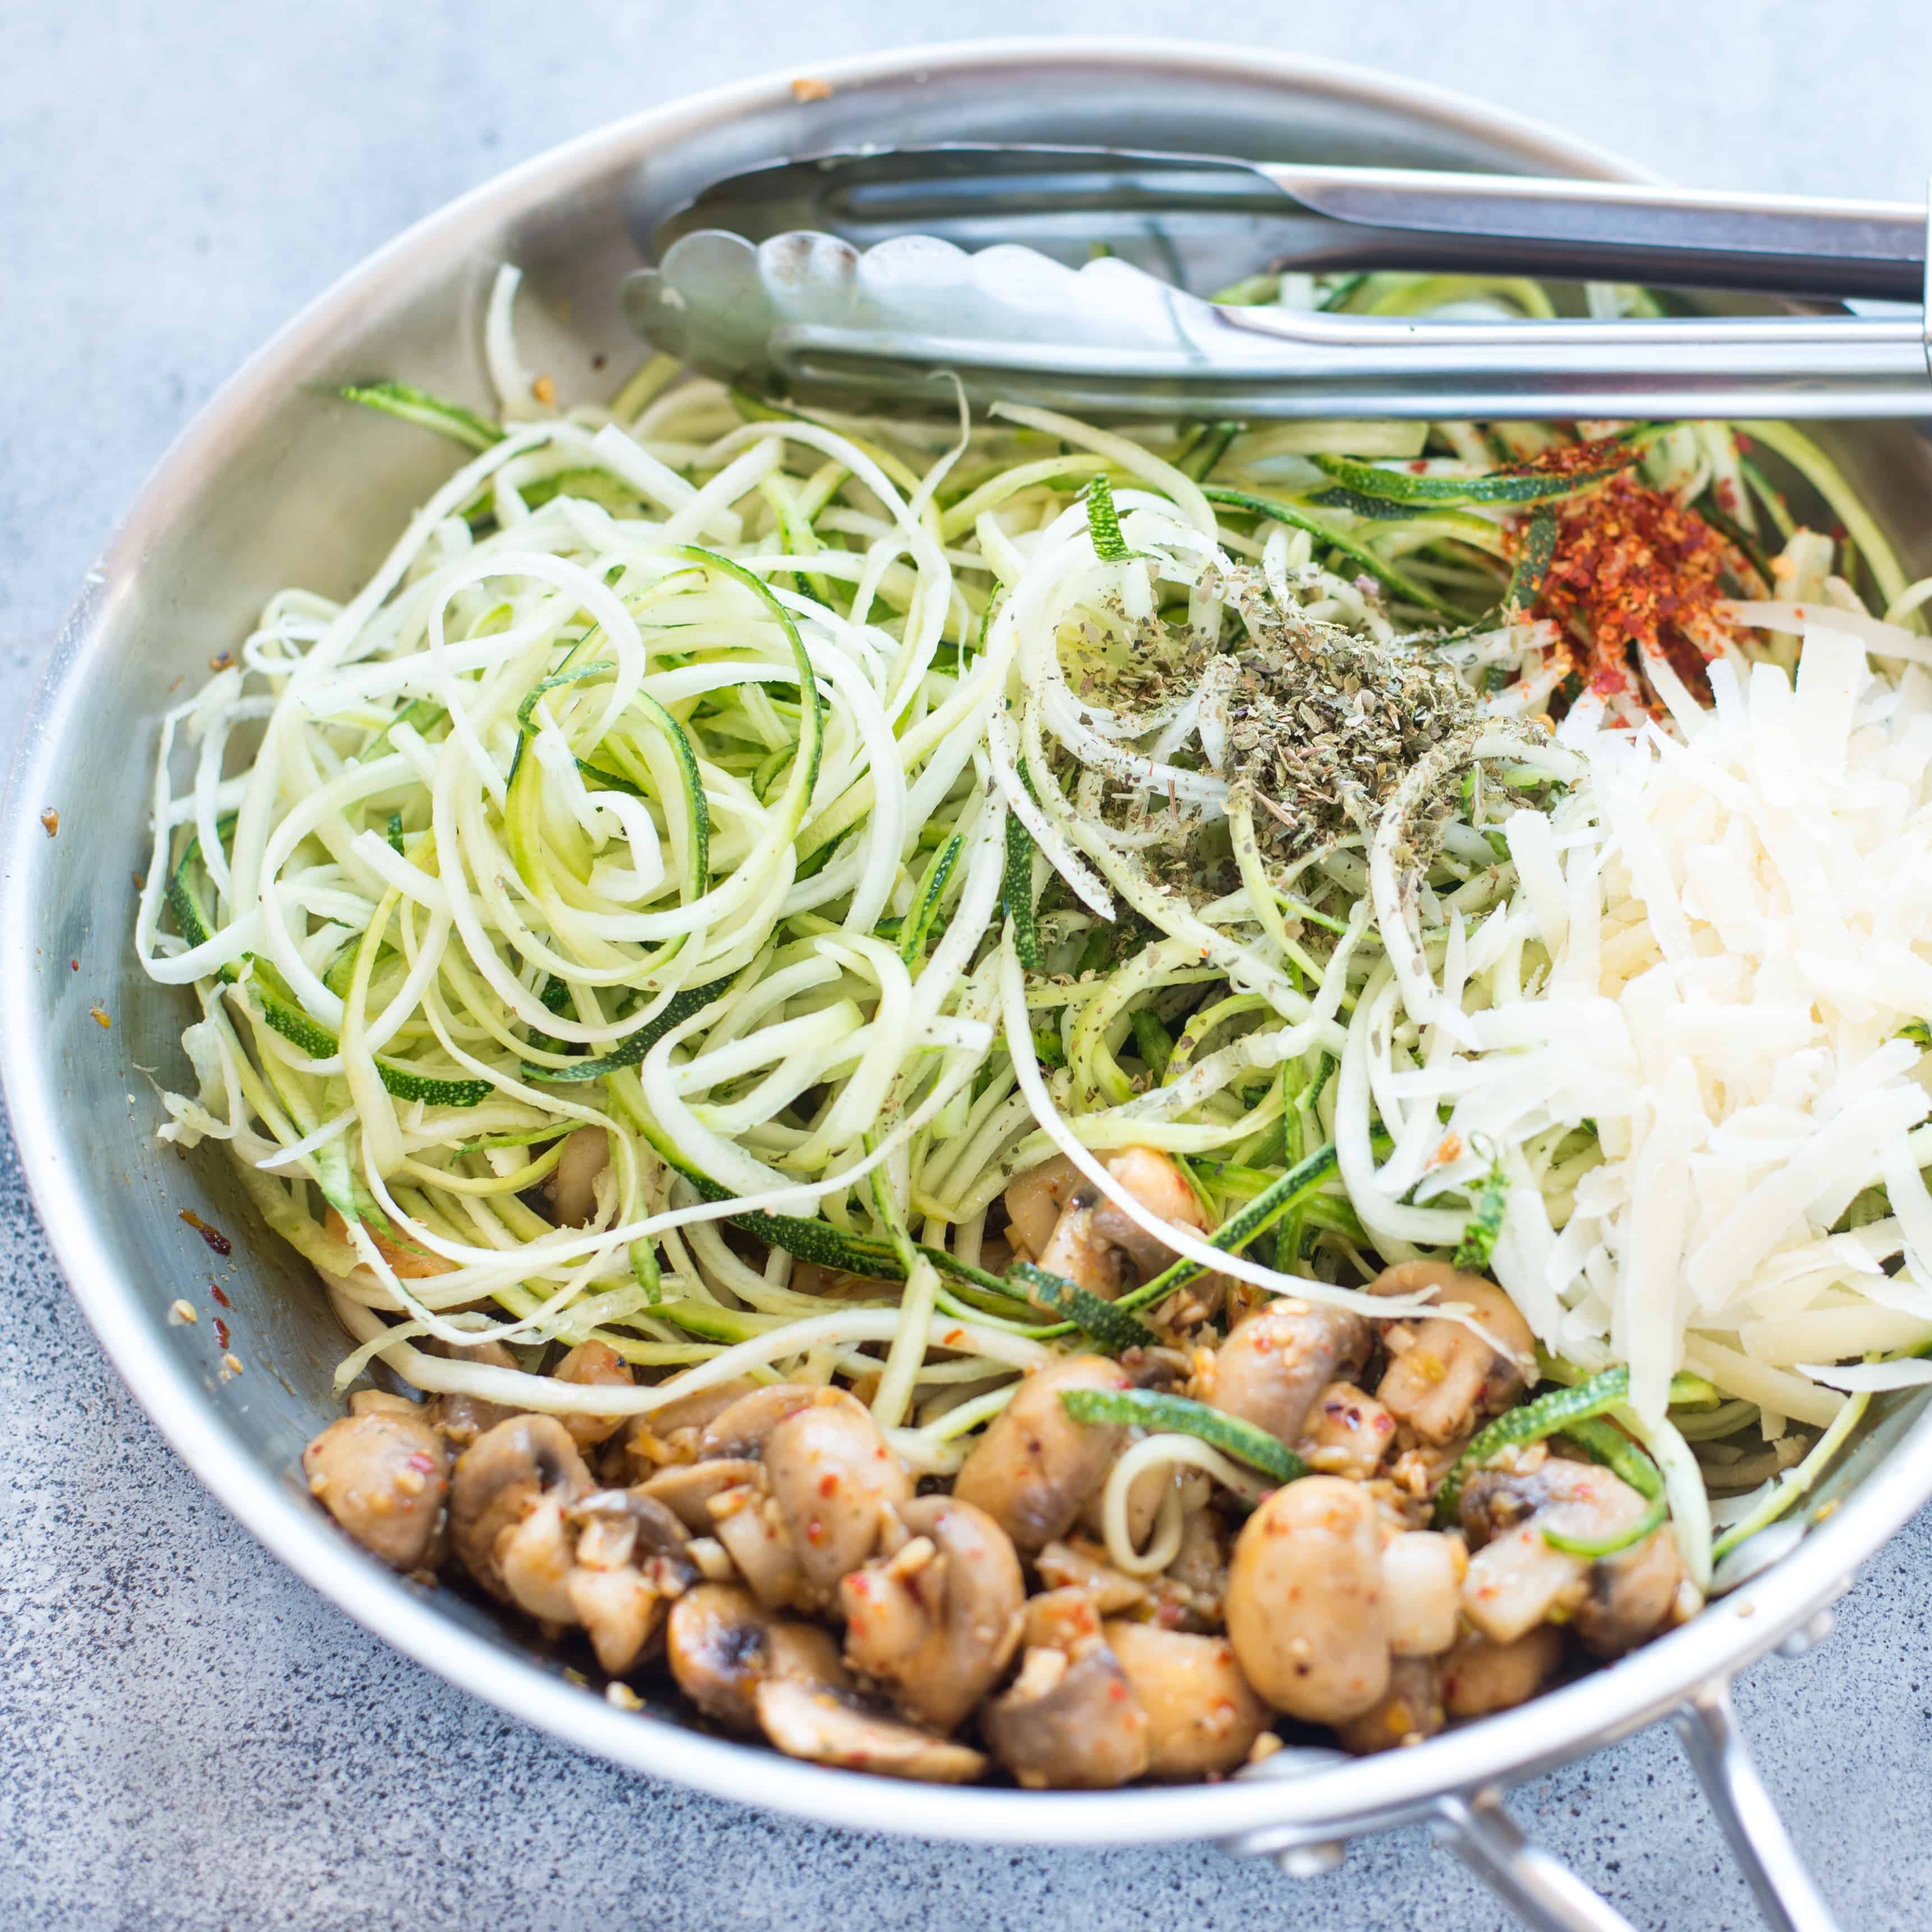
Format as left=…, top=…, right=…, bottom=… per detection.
left=140, top=263, right=1932, bottom=1708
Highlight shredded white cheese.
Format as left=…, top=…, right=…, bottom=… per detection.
left=1372, top=620, right=1932, bottom=1425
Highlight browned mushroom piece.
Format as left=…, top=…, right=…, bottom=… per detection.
left=616, top=1378, right=762, bottom=1479
left=707, top=1483, right=816, bottom=1612
left=840, top=1494, right=1025, bottom=1732
left=301, top=1410, right=450, bottom=1571
left=447, top=1414, right=592, bottom=1602
left=1034, top=1537, right=1150, bottom=1616
left=1103, top=1622, right=1269, bottom=1779
left=753, top=1677, right=988, bottom=1782
left=665, top=1583, right=848, bottom=1731
left=547, top=1124, right=611, bottom=1227
left=550, top=1340, right=634, bottom=1451
left=1371, top=1262, right=1536, bottom=1444
left=559, top=1488, right=696, bottom=1673
left=952, top=1355, right=1133, bottom=1554
left=1296, top=1380, right=1398, bottom=1480
left=1333, top=1655, right=1446, bottom=1756
left=425, top=1335, right=525, bottom=1449
left=698, top=1382, right=841, bottom=1459
left=639, top=1456, right=765, bottom=1533
left=1459, top=1457, right=1687, bottom=1655
left=1440, top=1625, right=1566, bottom=1718
left=1383, top=1529, right=1467, bottom=1658
left=1002, top=1156, right=1083, bottom=1261
left=499, top=1493, right=579, bottom=1622
left=980, top=1591, right=1152, bottom=1790
left=1201, top=1304, right=1372, bottom=1449
left=762, top=1393, right=913, bottom=1600
left=1225, top=1476, right=1391, bottom=1724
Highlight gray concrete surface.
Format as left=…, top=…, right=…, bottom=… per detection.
left=3, top=3, right=1931, bottom=1927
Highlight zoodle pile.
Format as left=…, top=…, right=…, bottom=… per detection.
left=137, top=265, right=1932, bottom=1784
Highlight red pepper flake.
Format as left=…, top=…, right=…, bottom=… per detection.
left=1525, top=468, right=1741, bottom=714
left=816, top=1472, right=839, bottom=1497
left=179, top=1209, right=233, bottom=1256
left=210, top=1284, right=232, bottom=1308
left=40, top=808, right=58, bottom=838
left=70, top=959, right=79, bottom=972
left=213, top=1317, right=231, bottom=1349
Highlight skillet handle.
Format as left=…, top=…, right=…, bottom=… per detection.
left=1430, top=1790, right=1641, bottom=1932
left=1673, top=1682, right=1841, bottom=1932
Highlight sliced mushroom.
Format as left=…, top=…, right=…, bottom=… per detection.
left=1333, top=1655, right=1445, bottom=1756
left=1384, top=1530, right=1467, bottom=1658
left=1104, top=1622, right=1269, bottom=1780
left=980, top=1591, right=1151, bottom=1790
left=1201, top=1304, right=1371, bottom=1449
left=1088, top=1146, right=1211, bottom=1277
left=567, top=1566, right=663, bottom=1677
left=1440, top=1625, right=1566, bottom=1718
left=665, top=1583, right=847, bottom=1731
left=1003, top=1156, right=1083, bottom=1261
left=639, top=1456, right=765, bottom=1533
left=548, top=1124, right=610, bottom=1227
left=840, top=1495, right=1025, bottom=1732
left=1226, top=1476, right=1390, bottom=1724
left=301, top=1410, right=450, bottom=1571
left=1372, top=1262, right=1535, bottom=1444
left=551, top=1340, right=634, bottom=1451
left=1459, top=1456, right=1685, bottom=1654
left=1297, top=1380, right=1397, bottom=1481
left=755, top=1677, right=988, bottom=1783
left=1035, top=1187, right=1129, bottom=1299
left=707, top=1484, right=816, bottom=1613
left=953, top=1355, right=1133, bottom=1554
left=448, top=1414, right=592, bottom=1602
left=1035, top=1537, right=1151, bottom=1616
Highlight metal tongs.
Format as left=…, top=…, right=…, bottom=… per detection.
left=622, top=144, right=1932, bottom=418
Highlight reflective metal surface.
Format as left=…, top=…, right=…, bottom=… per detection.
left=3, top=35, right=1931, bottom=1905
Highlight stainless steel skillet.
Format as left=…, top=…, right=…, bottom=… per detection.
left=3, top=39, right=1929, bottom=1932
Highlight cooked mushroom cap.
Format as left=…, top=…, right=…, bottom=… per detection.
left=1296, top=1380, right=1397, bottom=1481
left=762, top=1395, right=912, bottom=1599
left=1441, top=1625, right=1566, bottom=1718
left=1373, top=1262, right=1535, bottom=1444
left=553, top=1340, right=634, bottom=1451
left=1384, top=1530, right=1466, bottom=1658
left=1104, top=1622, right=1269, bottom=1779
left=1459, top=1457, right=1679, bottom=1652
left=425, top=1337, right=523, bottom=1448
left=639, top=1457, right=765, bottom=1533
left=665, top=1584, right=847, bottom=1731
left=1226, top=1476, right=1391, bottom=1724
left=981, top=1631, right=1152, bottom=1790
left=302, top=1411, right=450, bottom=1571
left=1205, top=1305, right=1371, bottom=1448
left=840, top=1494, right=1025, bottom=1732
left=448, top=1414, right=592, bottom=1600
left=1088, top=1146, right=1210, bottom=1277
left=699, top=1383, right=840, bottom=1460
left=1333, top=1655, right=1445, bottom=1756
left=498, top=1493, right=579, bottom=1622
left=953, top=1355, right=1132, bottom=1554
left=1003, top=1156, right=1083, bottom=1261
left=566, top=1565, right=665, bottom=1677
left=755, top=1678, right=988, bottom=1783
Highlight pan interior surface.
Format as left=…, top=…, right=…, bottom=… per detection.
left=6, top=38, right=1931, bottom=1847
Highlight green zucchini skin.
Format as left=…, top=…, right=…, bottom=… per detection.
left=1060, top=1385, right=1307, bottom=1484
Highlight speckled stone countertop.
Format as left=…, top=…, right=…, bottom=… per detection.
left=5, top=5, right=1931, bottom=1926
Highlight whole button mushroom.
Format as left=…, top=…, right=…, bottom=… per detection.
left=840, top=1494, right=1025, bottom=1732
left=953, top=1355, right=1133, bottom=1554
left=1371, top=1262, right=1535, bottom=1444
left=1103, top=1622, right=1269, bottom=1779
left=981, top=1591, right=1151, bottom=1790
left=666, top=1583, right=849, bottom=1732
left=1202, top=1305, right=1371, bottom=1449
left=762, top=1393, right=913, bottom=1602
left=1226, top=1476, right=1391, bottom=1724
left=302, top=1409, right=450, bottom=1571
left=447, top=1414, right=592, bottom=1602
